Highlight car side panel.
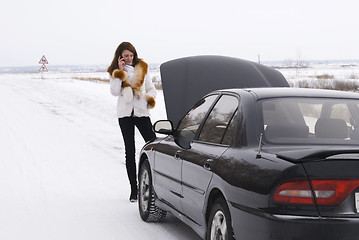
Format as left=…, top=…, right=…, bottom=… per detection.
left=206, top=148, right=319, bottom=239
left=181, top=142, right=228, bottom=226
left=152, top=136, right=183, bottom=212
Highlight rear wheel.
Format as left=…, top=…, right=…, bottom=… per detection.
left=207, top=198, right=234, bottom=240
left=138, top=160, right=167, bottom=222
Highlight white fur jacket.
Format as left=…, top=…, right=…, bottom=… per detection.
left=110, top=60, right=156, bottom=118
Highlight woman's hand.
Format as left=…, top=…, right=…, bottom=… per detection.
left=118, top=57, right=125, bottom=70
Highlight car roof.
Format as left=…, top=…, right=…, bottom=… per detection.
left=160, top=55, right=289, bottom=126
left=217, top=87, right=359, bottom=100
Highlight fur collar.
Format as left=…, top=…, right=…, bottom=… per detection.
left=112, top=60, right=155, bottom=108
left=132, top=60, right=148, bottom=98
left=112, top=59, right=148, bottom=89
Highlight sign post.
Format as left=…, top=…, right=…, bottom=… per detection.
left=38, top=55, right=48, bottom=79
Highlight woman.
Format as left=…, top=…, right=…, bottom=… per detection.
left=107, top=42, right=157, bottom=202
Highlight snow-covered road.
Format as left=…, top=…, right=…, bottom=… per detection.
left=0, top=73, right=201, bottom=240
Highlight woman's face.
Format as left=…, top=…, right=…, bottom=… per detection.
left=121, top=50, right=134, bottom=65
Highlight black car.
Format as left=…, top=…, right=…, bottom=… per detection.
left=137, top=56, right=359, bottom=240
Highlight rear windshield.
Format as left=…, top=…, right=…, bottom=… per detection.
left=260, top=97, right=359, bottom=145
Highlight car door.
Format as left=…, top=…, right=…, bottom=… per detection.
left=153, top=136, right=185, bottom=212
left=153, top=94, right=219, bottom=212
left=181, top=94, right=239, bottom=225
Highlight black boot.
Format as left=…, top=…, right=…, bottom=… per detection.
left=129, top=184, right=138, bottom=202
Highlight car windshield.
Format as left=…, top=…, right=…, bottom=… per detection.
left=260, top=97, right=359, bottom=145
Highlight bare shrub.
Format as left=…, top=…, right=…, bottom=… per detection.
left=333, top=80, right=359, bottom=92
left=316, top=74, right=334, bottom=80
left=349, top=73, right=358, bottom=79
left=287, top=80, right=295, bottom=87
left=153, top=82, right=162, bottom=90
left=297, top=80, right=310, bottom=88
left=73, top=77, right=109, bottom=83
left=152, top=76, right=162, bottom=90
left=314, top=79, right=359, bottom=92
left=72, top=75, right=163, bottom=89
left=317, top=79, right=333, bottom=89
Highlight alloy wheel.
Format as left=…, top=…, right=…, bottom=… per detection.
left=210, top=210, right=228, bottom=240
left=139, top=168, right=150, bottom=212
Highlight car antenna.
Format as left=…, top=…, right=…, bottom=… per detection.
left=256, top=133, right=263, bottom=159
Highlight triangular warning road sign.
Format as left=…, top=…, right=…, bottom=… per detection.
left=39, top=64, right=48, bottom=72
left=39, top=55, right=48, bottom=64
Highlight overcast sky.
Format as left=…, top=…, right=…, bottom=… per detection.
left=1, top=0, right=358, bottom=67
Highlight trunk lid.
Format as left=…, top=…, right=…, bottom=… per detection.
left=269, top=146, right=359, bottom=217
left=273, top=147, right=359, bottom=217
left=303, top=157, right=359, bottom=217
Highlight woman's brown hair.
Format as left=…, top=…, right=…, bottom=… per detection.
left=107, top=42, right=141, bottom=74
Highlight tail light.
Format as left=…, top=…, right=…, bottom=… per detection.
left=273, top=179, right=359, bottom=205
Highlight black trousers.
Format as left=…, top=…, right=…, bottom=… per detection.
left=118, top=116, right=156, bottom=192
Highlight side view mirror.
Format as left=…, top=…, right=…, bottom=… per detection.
left=153, top=120, right=193, bottom=149
left=153, top=120, right=174, bottom=135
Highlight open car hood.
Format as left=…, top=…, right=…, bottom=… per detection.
left=160, top=55, right=289, bottom=126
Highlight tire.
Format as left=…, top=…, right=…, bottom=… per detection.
left=207, top=198, right=235, bottom=240
left=138, top=160, right=167, bottom=222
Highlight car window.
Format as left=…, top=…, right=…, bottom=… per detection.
left=198, top=95, right=238, bottom=144
left=177, top=95, right=218, bottom=139
left=302, top=102, right=353, bottom=134
left=262, top=98, right=359, bottom=145
left=221, top=109, right=238, bottom=145
left=329, top=104, right=351, bottom=124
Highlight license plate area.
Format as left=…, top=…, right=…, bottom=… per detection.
left=355, top=193, right=359, bottom=213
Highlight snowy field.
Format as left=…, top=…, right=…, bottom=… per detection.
left=281, top=62, right=359, bottom=87
left=0, top=61, right=358, bottom=240
left=0, top=71, right=201, bottom=240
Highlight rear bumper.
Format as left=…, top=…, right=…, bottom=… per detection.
left=229, top=203, right=359, bottom=240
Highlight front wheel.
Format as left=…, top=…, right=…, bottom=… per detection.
left=138, top=160, right=167, bottom=222
left=207, top=198, right=234, bottom=240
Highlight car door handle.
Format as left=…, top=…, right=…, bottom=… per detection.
left=174, top=151, right=182, bottom=160
left=203, top=159, right=214, bottom=171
